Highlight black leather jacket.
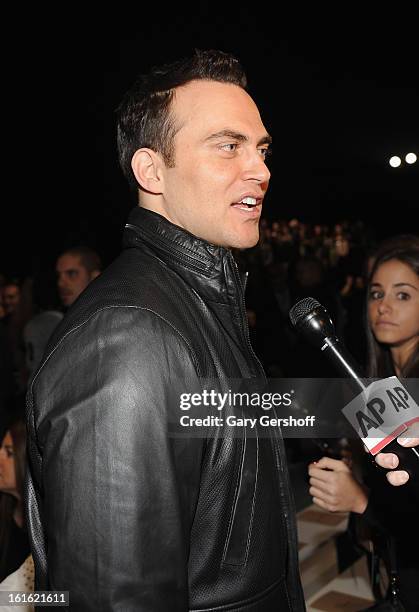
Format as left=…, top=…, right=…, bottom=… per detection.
left=26, top=207, right=305, bottom=611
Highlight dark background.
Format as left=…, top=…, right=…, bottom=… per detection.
left=3, top=10, right=418, bottom=277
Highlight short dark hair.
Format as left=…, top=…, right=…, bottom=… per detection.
left=116, top=49, right=248, bottom=192
left=58, top=246, right=102, bottom=274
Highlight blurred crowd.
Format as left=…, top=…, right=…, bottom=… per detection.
left=236, top=217, right=375, bottom=377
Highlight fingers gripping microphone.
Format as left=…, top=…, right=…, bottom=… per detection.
left=289, top=297, right=419, bottom=496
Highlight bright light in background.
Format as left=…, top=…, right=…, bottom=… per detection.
left=389, top=156, right=402, bottom=168
left=405, top=152, right=417, bottom=164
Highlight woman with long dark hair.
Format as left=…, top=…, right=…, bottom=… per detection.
left=0, top=413, right=31, bottom=583
left=308, top=235, right=419, bottom=610
left=366, top=234, right=419, bottom=379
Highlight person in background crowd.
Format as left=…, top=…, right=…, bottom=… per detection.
left=0, top=318, right=15, bottom=412
left=0, top=412, right=31, bottom=584
left=0, top=284, right=6, bottom=319
left=1, top=282, right=21, bottom=317
left=55, top=246, right=102, bottom=308
left=0, top=280, right=29, bottom=395
left=23, top=265, right=64, bottom=379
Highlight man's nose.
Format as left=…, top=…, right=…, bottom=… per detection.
left=243, top=151, right=271, bottom=184
left=57, top=275, right=65, bottom=288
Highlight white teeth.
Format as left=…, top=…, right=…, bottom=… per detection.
left=239, top=197, right=257, bottom=206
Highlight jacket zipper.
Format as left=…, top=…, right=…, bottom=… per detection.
left=230, top=252, right=303, bottom=607
left=229, top=252, right=265, bottom=379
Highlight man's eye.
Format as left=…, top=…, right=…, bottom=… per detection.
left=220, top=143, right=238, bottom=152
left=259, top=147, right=272, bottom=160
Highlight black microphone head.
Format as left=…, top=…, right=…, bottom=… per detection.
left=289, top=297, right=336, bottom=349
left=289, top=297, right=321, bottom=327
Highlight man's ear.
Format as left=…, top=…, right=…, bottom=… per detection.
left=131, top=148, right=164, bottom=194
left=90, top=270, right=101, bottom=281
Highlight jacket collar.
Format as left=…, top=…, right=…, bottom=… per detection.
left=123, top=207, right=243, bottom=304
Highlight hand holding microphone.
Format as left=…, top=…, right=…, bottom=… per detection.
left=375, top=422, right=419, bottom=485
left=289, top=297, right=419, bottom=495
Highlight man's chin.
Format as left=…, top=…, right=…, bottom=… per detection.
left=230, top=229, right=259, bottom=250
left=203, top=223, right=260, bottom=250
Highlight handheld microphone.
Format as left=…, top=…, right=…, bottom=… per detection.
left=289, top=297, right=366, bottom=392
left=289, top=297, right=419, bottom=495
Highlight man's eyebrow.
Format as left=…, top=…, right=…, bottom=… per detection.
left=204, top=130, right=272, bottom=146
left=258, top=135, right=273, bottom=146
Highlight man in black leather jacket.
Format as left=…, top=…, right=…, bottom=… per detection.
left=25, top=50, right=305, bottom=610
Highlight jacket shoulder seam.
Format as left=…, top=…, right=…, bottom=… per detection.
left=29, top=305, right=202, bottom=395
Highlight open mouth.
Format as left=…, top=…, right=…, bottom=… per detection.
left=231, top=196, right=261, bottom=212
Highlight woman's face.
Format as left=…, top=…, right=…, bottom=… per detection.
left=368, top=259, right=419, bottom=352
left=0, top=431, right=17, bottom=496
